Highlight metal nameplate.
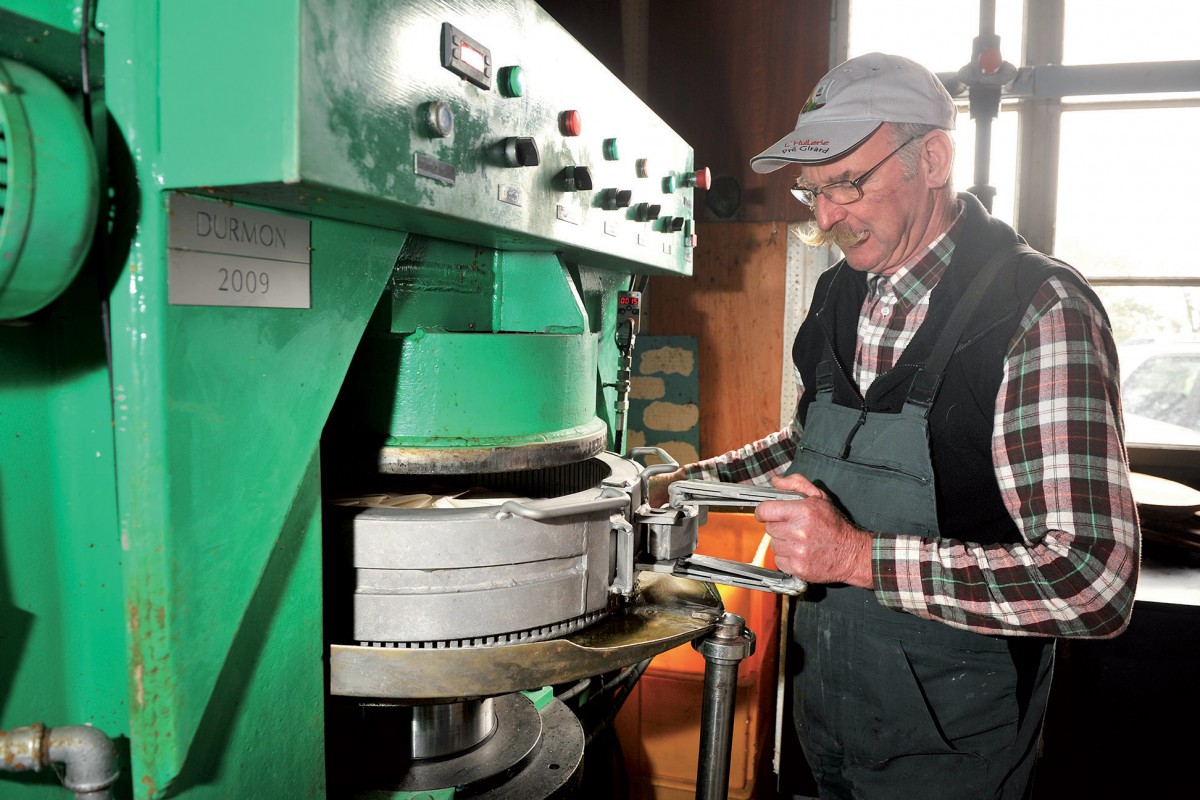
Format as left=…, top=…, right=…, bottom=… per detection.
left=497, top=184, right=524, bottom=207
left=415, top=153, right=456, bottom=185
left=556, top=204, right=580, bottom=225
left=168, top=194, right=311, bottom=308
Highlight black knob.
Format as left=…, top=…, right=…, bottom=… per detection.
left=501, top=137, right=540, bottom=167
left=556, top=166, right=593, bottom=192
left=602, top=189, right=632, bottom=210
left=634, top=203, right=661, bottom=222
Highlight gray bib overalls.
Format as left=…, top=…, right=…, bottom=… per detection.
left=785, top=249, right=1054, bottom=800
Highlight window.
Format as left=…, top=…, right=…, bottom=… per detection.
left=1121, top=346, right=1200, bottom=445
left=841, top=0, right=1200, bottom=448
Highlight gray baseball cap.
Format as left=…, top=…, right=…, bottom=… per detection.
left=750, top=52, right=956, bottom=173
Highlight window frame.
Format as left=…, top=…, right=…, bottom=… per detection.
left=835, top=0, right=1200, bottom=463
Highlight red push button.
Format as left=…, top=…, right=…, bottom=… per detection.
left=561, top=110, right=583, bottom=137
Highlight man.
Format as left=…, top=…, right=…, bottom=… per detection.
left=658, top=53, right=1139, bottom=798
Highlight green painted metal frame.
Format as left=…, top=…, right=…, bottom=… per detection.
left=0, top=2, right=696, bottom=798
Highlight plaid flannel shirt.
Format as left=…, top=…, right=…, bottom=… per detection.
left=684, top=221, right=1139, bottom=638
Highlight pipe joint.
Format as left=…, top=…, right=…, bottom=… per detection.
left=1, top=722, right=46, bottom=771
left=694, top=612, right=755, bottom=663
left=1, top=723, right=119, bottom=800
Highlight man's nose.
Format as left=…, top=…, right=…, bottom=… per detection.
left=813, top=194, right=847, bottom=229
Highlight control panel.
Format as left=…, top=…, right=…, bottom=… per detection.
left=161, top=0, right=705, bottom=277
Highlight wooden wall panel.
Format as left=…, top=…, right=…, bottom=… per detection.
left=647, top=222, right=789, bottom=458
left=539, top=0, right=830, bottom=223
left=645, top=0, right=830, bottom=225
left=534, top=0, right=625, bottom=78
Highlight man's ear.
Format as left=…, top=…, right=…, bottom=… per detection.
left=921, top=130, right=955, bottom=189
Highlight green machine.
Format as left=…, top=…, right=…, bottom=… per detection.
left=0, top=2, right=782, bottom=798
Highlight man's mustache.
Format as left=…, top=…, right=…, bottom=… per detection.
left=798, top=221, right=867, bottom=250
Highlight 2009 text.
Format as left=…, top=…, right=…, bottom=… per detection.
left=218, top=268, right=270, bottom=294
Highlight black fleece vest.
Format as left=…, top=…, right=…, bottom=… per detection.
left=791, top=194, right=1107, bottom=546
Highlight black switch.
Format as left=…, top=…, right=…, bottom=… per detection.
left=601, top=189, right=632, bottom=210
left=634, top=203, right=661, bottom=222
left=501, top=136, right=540, bottom=167
left=556, top=166, right=593, bottom=192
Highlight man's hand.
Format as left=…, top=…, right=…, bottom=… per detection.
left=755, top=474, right=874, bottom=588
left=645, top=467, right=685, bottom=508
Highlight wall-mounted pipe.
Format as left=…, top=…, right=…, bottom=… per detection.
left=0, top=723, right=119, bottom=800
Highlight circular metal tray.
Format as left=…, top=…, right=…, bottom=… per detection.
left=329, top=572, right=723, bottom=701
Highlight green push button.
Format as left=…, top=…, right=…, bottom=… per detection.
left=499, top=65, right=526, bottom=97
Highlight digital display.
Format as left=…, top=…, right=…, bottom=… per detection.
left=460, top=42, right=486, bottom=73
left=440, top=22, right=492, bottom=90
left=617, top=291, right=642, bottom=318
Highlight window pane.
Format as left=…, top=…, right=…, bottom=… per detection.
left=847, top=2, right=1020, bottom=224
left=951, top=109, right=1017, bottom=225
left=1055, top=107, right=1200, bottom=281
left=1064, top=1, right=1200, bottom=65
left=1094, top=287, right=1200, bottom=345
left=1107, top=330, right=1200, bottom=446
left=848, top=0, right=1023, bottom=75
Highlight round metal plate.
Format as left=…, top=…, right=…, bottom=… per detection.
left=346, top=696, right=584, bottom=800
left=469, top=697, right=585, bottom=800
left=374, top=425, right=607, bottom=474
left=329, top=572, right=723, bottom=701
left=391, top=693, right=541, bottom=792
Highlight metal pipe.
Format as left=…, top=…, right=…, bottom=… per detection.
left=0, top=723, right=119, bottom=800
left=693, top=612, right=755, bottom=800
left=965, top=0, right=1002, bottom=212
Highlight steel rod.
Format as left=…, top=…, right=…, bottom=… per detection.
left=694, top=612, right=755, bottom=800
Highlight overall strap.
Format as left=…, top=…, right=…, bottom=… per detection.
left=815, top=359, right=835, bottom=395
left=905, top=243, right=1035, bottom=414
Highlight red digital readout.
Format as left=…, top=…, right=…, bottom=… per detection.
left=460, top=42, right=486, bottom=73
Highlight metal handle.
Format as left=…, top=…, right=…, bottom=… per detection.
left=669, top=479, right=806, bottom=509
left=629, top=446, right=680, bottom=481
left=670, top=554, right=806, bottom=596
left=492, top=486, right=629, bottom=520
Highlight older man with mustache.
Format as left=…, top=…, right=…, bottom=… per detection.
left=654, top=53, right=1139, bottom=799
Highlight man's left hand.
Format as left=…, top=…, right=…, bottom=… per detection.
left=755, top=474, right=874, bottom=588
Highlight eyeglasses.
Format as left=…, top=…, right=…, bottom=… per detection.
left=791, top=135, right=921, bottom=208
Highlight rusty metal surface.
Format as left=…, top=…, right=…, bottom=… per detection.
left=374, top=428, right=607, bottom=474
left=329, top=572, right=722, bottom=700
